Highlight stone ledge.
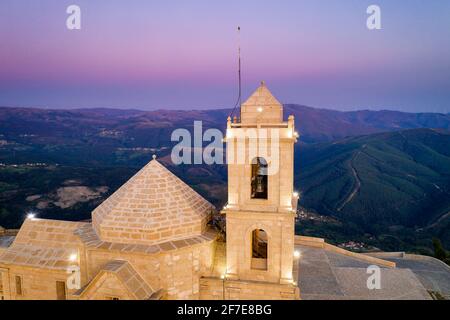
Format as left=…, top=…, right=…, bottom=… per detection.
left=0, top=229, right=19, bottom=237
left=295, top=235, right=325, bottom=248
left=365, top=252, right=405, bottom=258
left=294, top=235, right=396, bottom=268
left=76, top=223, right=218, bottom=256
left=403, top=253, right=450, bottom=271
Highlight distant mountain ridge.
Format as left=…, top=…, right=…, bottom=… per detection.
left=284, top=104, right=450, bottom=142
left=1, top=105, right=449, bottom=145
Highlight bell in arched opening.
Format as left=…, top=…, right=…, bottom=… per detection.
left=251, top=157, right=268, bottom=199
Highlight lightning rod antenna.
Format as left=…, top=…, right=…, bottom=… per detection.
left=229, top=26, right=242, bottom=120
left=238, top=26, right=242, bottom=118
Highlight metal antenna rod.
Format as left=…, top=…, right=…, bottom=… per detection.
left=229, top=26, right=242, bottom=119
left=238, top=26, right=242, bottom=119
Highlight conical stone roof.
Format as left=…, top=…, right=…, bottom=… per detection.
left=92, top=159, right=214, bottom=245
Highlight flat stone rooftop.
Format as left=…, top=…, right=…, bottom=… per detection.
left=296, top=245, right=450, bottom=300
left=374, top=252, right=450, bottom=299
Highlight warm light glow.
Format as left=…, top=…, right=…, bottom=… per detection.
left=257, top=107, right=263, bottom=112
left=293, top=191, right=299, bottom=198
left=226, top=130, right=233, bottom=139
left=69, top=253, right=78, bottom=262
left=294, top=131, right=299, bottom=137
left=26, top=213, right=36, bottom=220
left=221, top=274, right=225, bottom=279
left=294, top=250, right=301, bottom=258
left=287, top=131, right=293, bottom=138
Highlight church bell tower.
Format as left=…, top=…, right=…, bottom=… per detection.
left=224, top=81, right=298, bottom=285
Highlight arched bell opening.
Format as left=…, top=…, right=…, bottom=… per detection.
left=251, top=157, right=268, bottom=199
left=251, top=229, right=268, bottom=270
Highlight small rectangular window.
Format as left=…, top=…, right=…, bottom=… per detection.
left=56, top=281, right=67, bottom=300
left=15, top=275, right=22, bottom=296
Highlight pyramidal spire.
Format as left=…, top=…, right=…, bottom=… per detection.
left=92, top=158, right=214, bottom=245
left=240, top=82, right=283, bottom=123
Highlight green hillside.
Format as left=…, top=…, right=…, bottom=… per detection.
left=297, top=128, right=450, bottom=252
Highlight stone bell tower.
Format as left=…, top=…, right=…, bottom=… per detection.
left=224, top=81, right=299, bottom=286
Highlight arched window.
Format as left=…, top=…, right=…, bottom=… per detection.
left=251, top=157, right=268, bottom=199
left=252, top=229, right=268, bottom=258
left=251, top=229, right=268, bottom=270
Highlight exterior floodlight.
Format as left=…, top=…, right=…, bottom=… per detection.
left=27, top=213, right=36, bottom=220
left=69, top=254, right=78, bottom=262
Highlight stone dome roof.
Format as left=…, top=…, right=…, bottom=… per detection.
left=92, top=159, right=214, bottom=245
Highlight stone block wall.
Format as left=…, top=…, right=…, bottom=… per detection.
left=84, top=240, right=215, bottom=300
left=199, top=277, right=299, bottom=300
left=226, top=211, right=295, bottom=284
left=0, top=266, right=72, bottom=300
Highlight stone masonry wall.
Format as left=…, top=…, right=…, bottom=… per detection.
left=0, top=265, right=73, bottom=300
left=85, top=240, right=215, bottom=300
left=199, top=277, right=299, bottom=300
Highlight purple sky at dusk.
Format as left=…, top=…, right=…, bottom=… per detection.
left=0, top=0, right=449, bottom=113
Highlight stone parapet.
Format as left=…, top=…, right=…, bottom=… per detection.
left=294, top=235, right=396, bottom=268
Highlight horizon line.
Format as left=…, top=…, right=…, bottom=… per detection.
left=0, top=104, right=449, bottom=116
left=0, top=103, right=450, bottom=115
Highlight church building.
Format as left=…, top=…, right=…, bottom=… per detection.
left=0, top=83, right=447, bottom=300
